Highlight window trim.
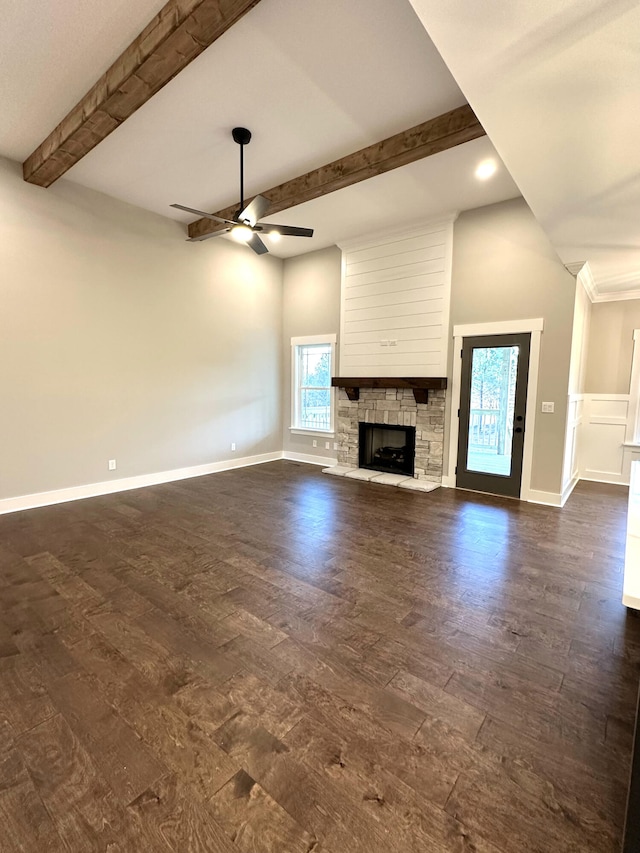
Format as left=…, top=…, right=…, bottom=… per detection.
left=290, top=334, right=337, bottom=434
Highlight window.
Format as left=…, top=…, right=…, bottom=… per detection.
left=291, top=334, right=336, bottom=434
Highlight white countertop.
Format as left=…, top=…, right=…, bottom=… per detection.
left=624, top=460, right=640, bottom=609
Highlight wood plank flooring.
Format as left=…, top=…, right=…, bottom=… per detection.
left=0, top=461, right=638, bottom=852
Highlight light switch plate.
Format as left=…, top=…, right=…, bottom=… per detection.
left=541, top=402, right=555, bottom=413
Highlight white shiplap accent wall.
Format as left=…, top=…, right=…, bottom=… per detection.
left=338, top=217, right=456, bottom=377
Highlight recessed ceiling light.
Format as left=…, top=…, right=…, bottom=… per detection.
left=475, top=160, right=497, bottom=180
left=230, top=224, right=253, bottom=243
left=267, top=231, right=281, bottom=242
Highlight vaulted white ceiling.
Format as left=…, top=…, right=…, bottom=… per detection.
left=0, top=0, right=168, bottom=161
left=1, top=0, right=520, bottom=259
left=409, top=0, right=640, bottom=297
left=7, top=0, right=637, bottom=293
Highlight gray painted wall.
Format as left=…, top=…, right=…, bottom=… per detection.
left=280, top=199, right=577, bottom=496
left=1, top=159, right=578, bottom=504
left=447, top=198, right=576, bottom=494
left=445, top=199, right=576, bottom=493
left=281, top=246, right=342, bottom=462
left=585, top=300, right=640, bottom=394
left=0, top=157, right=283, bottom=501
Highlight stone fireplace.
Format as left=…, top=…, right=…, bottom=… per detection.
left=330, top=221, right=453, bottom=487
left=335, top=383, right=446, bottom=483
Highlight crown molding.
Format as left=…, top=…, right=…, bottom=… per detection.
left=563, top=261, right=640, bottom=303
left=591, top=287, right=640, bottom=303
left=564, top=261, right=586, bottom=277
left=565, top=261, right=598, bottom=303
left=578, top=262, right=598, bottom=303
left=590, top=266, right=640, bottom=302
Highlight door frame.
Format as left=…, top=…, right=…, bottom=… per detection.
left=444, top=318, right=543, bottom=501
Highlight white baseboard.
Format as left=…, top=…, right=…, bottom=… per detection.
left=580, top=474, right=630, bottom=487
left=526, top=488, right=563, bottom=507
left=2, top=451, right=618, bottom=518
left=282, top=451, right=336, bottom=467
left=0, top=451, right=283, bottom=516
left=560, top=474, right=580, bottom=507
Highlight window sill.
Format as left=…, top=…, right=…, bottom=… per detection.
left=289, top=427, right=335, bottom=437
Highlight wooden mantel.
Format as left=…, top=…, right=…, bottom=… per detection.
left=332, top=377, right=447, bottom=404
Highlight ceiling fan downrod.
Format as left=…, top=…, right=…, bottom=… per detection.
left=170, top=125, right=313, bottom=253
left=232, top=127, right=252, bottom=218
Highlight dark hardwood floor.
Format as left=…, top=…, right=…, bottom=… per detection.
left=0, top=460, right=638, bottom=852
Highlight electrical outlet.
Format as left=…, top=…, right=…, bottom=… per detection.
left=389, top=339, right=398, bottom=347
left=231, top=442, right=236, bottom=451
left=541, top=402, right=555, bottom=413
left=325, top=441, right=330, bottom=449
left=333, top=442, right=338, bottom=451
left=108, top=459, right=116, bottom=471
left=312, top=439, right=318, bottom=447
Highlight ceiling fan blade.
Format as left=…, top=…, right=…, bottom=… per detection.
left=238, top=194, right=271, bottom=227
left=171, top=204, right=235, bottom=225
left=247, top=233, right=269, bottom=255
left=187, top=228, right=230, bottom=242
left=257, top=224, right=314, bottom=238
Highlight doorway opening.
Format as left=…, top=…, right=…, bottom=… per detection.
left=456, top=333, right=531, bottom=498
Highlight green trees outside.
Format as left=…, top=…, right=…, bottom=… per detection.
left=469, top=346, right=518, bottom=454
left=299, top=346, right=332, bottom=429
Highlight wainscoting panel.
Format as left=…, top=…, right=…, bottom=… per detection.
left=562, top=394, right=583, bottom=502
left=580, top=394, right=630, bottom=484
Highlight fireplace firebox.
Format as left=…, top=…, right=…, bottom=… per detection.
left=359, top=422, right=416, bottom=477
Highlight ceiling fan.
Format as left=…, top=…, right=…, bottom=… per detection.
left=171, top=127, right=314, bottom=255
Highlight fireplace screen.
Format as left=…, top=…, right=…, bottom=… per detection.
left=359, top=422, right=416, bottom=477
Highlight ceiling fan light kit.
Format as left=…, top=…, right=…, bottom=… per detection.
left=171, top=127, right=314, bottom=255
left=230, top=224, right=253, bottom=243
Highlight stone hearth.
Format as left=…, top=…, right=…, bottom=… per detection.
left=336, top=387, right=445, bottom=483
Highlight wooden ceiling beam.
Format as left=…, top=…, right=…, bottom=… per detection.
left=23, top=0, right=262, bottom=188
left=188, top=103, right=485, bottom=240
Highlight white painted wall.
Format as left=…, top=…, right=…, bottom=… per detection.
left=561, top=273, right=592, bottom=500
left=0, top=156, right=283, bottom=504
left=568, top=273, right=592, bottom=397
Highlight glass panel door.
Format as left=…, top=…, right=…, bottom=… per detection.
left=456, top=333, right=531, bottom=498
left=466, top=345, right=519, bottom=477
